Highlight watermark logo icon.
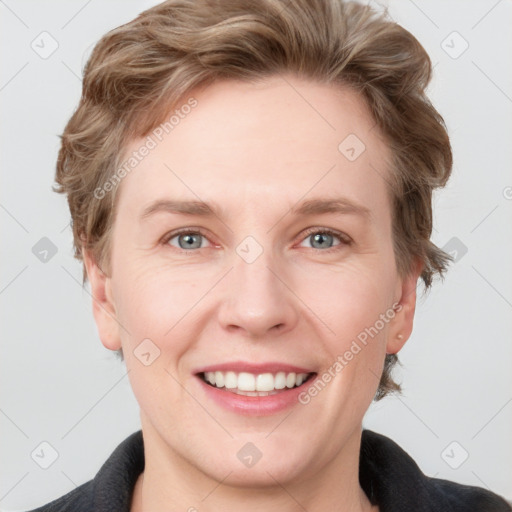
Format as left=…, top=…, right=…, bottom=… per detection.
left=32, top=237, right=58, bottom=263
left=31, top=31, right=59, bottom=59
left=441, top=441, right=469, bottom=469
left=441, top=31, right=469, bottom=59
left=442, top=237, right=468, bottom=264
left=236, top=236, right=263, bottom=264
left=134, top=338, right=161, bottom=366
left=338, top=134, right=366, bottom=162
left=31, top=441, right=59, bottom=469
left=237, top=442, right=262, bottom=468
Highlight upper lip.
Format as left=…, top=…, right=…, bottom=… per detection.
left=194, top=361, right=315, bottom=375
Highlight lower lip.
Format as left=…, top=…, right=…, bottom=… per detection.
left=196, top=375, right=317, bottom=416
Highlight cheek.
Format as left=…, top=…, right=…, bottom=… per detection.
left=303, top=272, right=392, bottom=415
left=297, top=252, right=396, bottom=383
left=112, top=266, right=194, bottom=412
left=324, top=284, right=391, bottom=377
left=298, top=254, right=396, bottom=331
left=110, top=260, right=218, bottom=384
left=112, top=259, right=214, bottom=357
left=112, top=229, right=397, bottom=355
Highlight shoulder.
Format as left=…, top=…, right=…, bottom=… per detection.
left=432, top=477, right=512, bottom=511
left=360, top=429, right=512, bottom=511
left=24, top=481, right=93, bottom=512
left=23, top=431, right=144, bottom=512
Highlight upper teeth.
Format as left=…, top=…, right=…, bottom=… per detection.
left=203, top=371, right=310, bottom=392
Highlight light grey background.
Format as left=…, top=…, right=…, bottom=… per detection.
left=1, top=0, right=511, bottom=510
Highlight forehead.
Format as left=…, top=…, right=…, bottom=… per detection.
left=116, top=75, right=392, bottom=218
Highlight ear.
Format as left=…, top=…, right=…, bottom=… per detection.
left=83, top=249, right=122, bottom=351
left=386, top=258, right=423, bottom=354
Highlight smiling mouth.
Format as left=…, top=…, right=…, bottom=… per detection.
left=198, top=371, right=316, bottom=396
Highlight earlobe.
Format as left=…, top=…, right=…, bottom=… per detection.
left=386, top=259, right=423, bottom=354
left=83, top=249, right=122, bottom=351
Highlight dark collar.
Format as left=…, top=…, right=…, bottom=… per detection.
left=91, top=430, right=144, bottom=511
left=360, top=429, right=511, bottom=511
left=359, top=429, right=451, bottom=511
left=86, top=429, right=510, bottom=512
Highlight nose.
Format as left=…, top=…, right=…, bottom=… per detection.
left=217, top=245, right=299, bottom=339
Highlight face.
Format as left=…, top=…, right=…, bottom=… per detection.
left=85, top=74, right=419, bottom=488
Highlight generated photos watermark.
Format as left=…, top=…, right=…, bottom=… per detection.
left=298, top=302, right=402, bottom=405
left=93, top=97, right=198, bottom=200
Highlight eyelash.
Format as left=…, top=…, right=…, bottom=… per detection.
left=161, top=227, right=352, bottom=254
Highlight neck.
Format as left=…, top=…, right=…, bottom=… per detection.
left=131, top=419, right=377, bottom=512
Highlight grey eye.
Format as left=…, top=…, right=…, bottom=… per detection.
left=169, top=232, right=205, bottom=250
left=308, top=232, right=336, bottom=249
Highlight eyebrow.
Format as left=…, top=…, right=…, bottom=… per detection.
left=140, top=197, right=372, bottom=222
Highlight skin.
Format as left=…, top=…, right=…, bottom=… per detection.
left=84, top=74, right=421, bottom=512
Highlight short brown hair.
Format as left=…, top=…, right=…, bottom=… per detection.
left=55, top=0, right=453, bottom=399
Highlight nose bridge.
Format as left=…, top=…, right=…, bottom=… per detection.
left=218, top=234, right=298, bottom=337
left=235, top=236, right=278, bottom=296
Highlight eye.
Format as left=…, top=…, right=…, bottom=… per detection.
left=298, top=227, right=351, bottom=252
left=161, top=227, right=351, bottom=253
left=163, top=228, right=211, bottom=251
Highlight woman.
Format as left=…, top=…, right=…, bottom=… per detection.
left=28, top=0, right=511, bottom=510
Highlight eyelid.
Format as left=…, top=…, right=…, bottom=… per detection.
left=299, top=226, right=352, bottom=246
left=297, top=226, right=352, bottom=254
left=161, top=226, right=352, bottom=252
left=161, top=227, right=214, bottom=248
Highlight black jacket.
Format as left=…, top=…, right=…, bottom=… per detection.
left=27, top=429, right=511, bottom=511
